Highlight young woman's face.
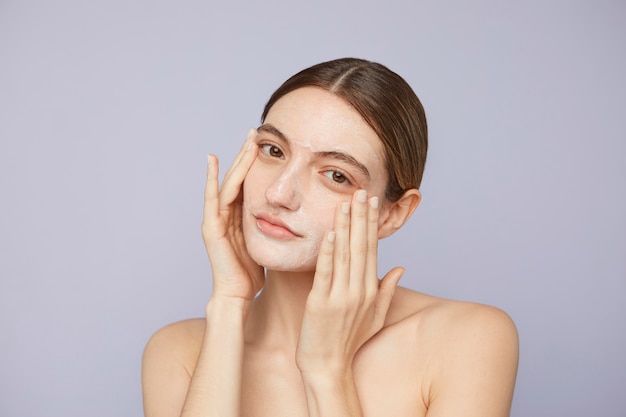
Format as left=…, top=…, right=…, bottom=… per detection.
left=242, top=87, right=389, bottom=271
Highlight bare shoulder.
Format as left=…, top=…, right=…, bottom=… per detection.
left=379, top=287, right=519, bottom=415
left=385, top=286, right=518, bottom=344
left=142, top=319, right=206, bottom=417
left=143, top=318, right=206, bottom=372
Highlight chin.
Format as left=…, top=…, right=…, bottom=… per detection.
left=259, top=260, right=316, bottom=273
left=244, top=233, right=320, bottom=273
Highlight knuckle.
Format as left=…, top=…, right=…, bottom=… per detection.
left=363, top=291, right=377, bottom=306
left=346, top=289, right=365, bottom=306
left=335, top=250, right=350, bottom=266
left=353, top=244, right=368, bottom=257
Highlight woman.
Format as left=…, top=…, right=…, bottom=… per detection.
left=142, top=58, right=519, bottom=417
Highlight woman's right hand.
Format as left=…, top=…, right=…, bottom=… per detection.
left=202, top=128, right=264, bottom=302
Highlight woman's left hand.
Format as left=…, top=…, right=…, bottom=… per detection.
left=295, top=189, right=405, bottom=378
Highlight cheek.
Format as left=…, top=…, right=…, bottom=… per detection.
left=305, top=199, right=337, bottom=238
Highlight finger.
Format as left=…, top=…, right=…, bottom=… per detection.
left=219, top=129, right=259, bottom=207
left=331, top=201, right=351, bottom=294
left=348, top=189, right=368, bottom=289
left=374, top=267, right=404, bottom=325
left=311, top=230, right=335, bottom=297
left=364, top=195, right=380, bottom=294
left=221, top=128, right=257, bottom=187
left=203, top=154, right=219, bottom=225
left=220, top=128, right=257, bottom=190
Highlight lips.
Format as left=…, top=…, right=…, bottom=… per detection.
left=254, top=213, right=301, bottom=239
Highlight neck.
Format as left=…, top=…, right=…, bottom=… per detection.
left=245, top=269, right=315, bottom=351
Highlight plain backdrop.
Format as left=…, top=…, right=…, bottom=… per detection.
left=1, top=0, right=624, bottom=416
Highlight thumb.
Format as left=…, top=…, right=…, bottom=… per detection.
left=374, top=267, right=405, bottom=321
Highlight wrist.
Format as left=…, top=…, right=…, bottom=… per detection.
left=299, top=365, right=355, bottom=387
left=300, top=367, right=362, bottom=416
left=206, top=296, right=251, bottom=319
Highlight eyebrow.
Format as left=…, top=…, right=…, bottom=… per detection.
left=257, top=123, right=371, bottom=180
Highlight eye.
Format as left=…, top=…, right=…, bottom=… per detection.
left=259, top=143, right=284, bottom=159
left=323, top=170, right=352, bottom=185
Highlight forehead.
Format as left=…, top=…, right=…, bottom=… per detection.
left=263, top=87, right=386, bottom=167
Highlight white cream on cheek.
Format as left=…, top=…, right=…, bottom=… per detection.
left=279, top=162, right=328, bottom=268
left=243, top=134, right=392, bottom=272
left=242, top=87, right=392, bottom=272
left=294, top=181, right=336, bottom=269
left=241, top=143, right=345, bottom=271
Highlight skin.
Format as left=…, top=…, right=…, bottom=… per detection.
left=142, top=87, right=519, bottom=417
left=241, top=86, right=392, bottom=272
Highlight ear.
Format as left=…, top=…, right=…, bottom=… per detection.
left=377, top=189, right=421, bottom=239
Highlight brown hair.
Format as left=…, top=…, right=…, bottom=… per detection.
left=261, top=58, right=428, bottom=202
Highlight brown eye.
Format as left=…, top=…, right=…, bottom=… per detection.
left=325, top=170, right=351, bottom=185
left=332, top=171, right=347, bottom=183
left=260, top=144, right=284, bottom=159
left=269, top=146, right=282, bottom=157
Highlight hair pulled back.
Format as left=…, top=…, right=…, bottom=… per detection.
left=261, top=58, right=427, bottom=202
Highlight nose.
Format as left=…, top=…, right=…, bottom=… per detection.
left=264, top=162, right=301, bottom=211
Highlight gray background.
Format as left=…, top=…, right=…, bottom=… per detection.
left=1, top=0, right=624, bottom=416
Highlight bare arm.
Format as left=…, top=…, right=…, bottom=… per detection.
left=295, top=188, right=518, bottom=417
left=296, top=190, right=403, bottom=417
left=181, top=298, right=249, bottom=417
left=425, top=305, right=519, bottom=417
left=141, top=301, right=250, bottom=417
left=142, top=129, right=263, bottom=417
left=142, top=320, right=201, bottom=417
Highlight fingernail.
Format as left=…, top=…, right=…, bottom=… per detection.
left=327, top=231, right=336, bottom=243
left=341, top=202, right=351, bottom=214
left=370, top=196, right=379, bottom=209
left=356, top=189, right=367, bottom=203
left=207, top=154, right=212, bottom=167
